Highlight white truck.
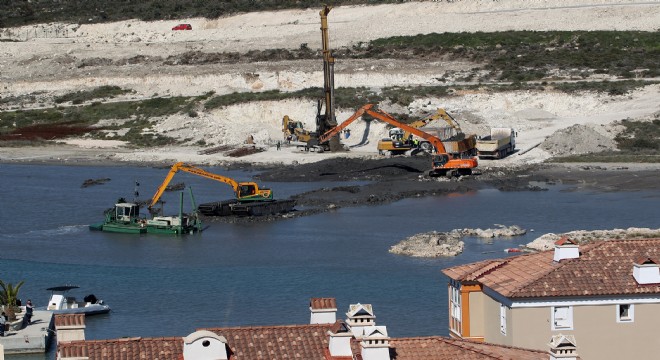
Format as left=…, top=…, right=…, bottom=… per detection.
left=476, top=128, right=516, bottom=159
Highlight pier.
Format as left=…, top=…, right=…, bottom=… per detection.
left=0, top=310, right=54, bottom=354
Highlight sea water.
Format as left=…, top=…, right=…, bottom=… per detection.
left=0, top=164, right=658, bottom=359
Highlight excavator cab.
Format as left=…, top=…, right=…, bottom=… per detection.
left=238, top=184, right=256, bottom=197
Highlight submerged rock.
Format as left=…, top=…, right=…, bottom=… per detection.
left=389, top=230, right=464, bottom=257
left=390, top=224, right=527, bottom=258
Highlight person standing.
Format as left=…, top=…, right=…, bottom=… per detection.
left=0, top=311, right=6, bottom=336
left=25, top=299, right=34, bottom=325
left=276, top=140, right=281, bottom=150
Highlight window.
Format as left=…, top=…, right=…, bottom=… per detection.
left=552, top=306, right=573, bottom=330
left=617, top=304, right=634, bottom=323
left=500, top=304, right=507, bottom=335
left=449, top=284, right=462, bottom=334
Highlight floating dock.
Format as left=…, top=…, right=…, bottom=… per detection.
left=0, top=310, right=54, bottom=354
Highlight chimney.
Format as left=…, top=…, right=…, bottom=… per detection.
left=633, top=256, right=660, bottom=284
left=553, top=237, right=579, bottom=262
left=360, top=326, right=390, bottom=360
left=548, top=334, right=578, bottom=360
left=57, top=343, right=89, bottom=360
left=55, top=314, right=86, bottom=344
left=183, top=330, right=229, bottom=360
left=327, top=320, right=353, bottom=357
left=345, top=303, right=375, bottom=339
left=310, top=297, right=337, bottom=324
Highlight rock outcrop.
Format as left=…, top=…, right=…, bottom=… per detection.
left=526, top=227, right=660, bottom=251
left=390, top=225, right=526, bottom=257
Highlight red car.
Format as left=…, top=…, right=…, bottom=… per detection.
left=172, top=24, right=192, bottom=31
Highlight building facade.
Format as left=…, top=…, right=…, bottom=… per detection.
left=442, top=238, right=660, bottom=359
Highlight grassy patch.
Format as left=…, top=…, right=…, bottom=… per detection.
left=615, top=118, right=660, bottom=151
left=363, top=31, right=660, bottom=81
left=54, top=86, right=133, bottom=104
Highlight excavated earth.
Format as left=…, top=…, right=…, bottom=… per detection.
left=205, top=156, right=660, bottom=223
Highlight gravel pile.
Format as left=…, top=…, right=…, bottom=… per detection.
left=541, top=124, right=618, bottom=156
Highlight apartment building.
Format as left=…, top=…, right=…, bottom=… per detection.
left=442, top=238, right=660, bottom=359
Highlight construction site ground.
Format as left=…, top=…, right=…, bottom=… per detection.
left=1, top=0, right=659, bottom=217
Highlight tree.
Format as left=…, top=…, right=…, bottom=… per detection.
left=0, top=280, right=25, bottom=321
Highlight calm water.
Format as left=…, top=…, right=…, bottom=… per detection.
left=0, top=164, right=659, bottom=359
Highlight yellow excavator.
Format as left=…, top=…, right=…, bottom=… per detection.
left=377, top=108, right=476, bottom=156
left=282, top=115, right=314, bottom=143
left=319, top=104, right=478, bottom=177
left=147, top=162, right=291, bottom=217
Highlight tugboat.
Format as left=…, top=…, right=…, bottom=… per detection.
left=90, top=187, right=202, bottom=235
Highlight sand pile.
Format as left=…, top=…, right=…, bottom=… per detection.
left=540, top=124, right=619, bottom=156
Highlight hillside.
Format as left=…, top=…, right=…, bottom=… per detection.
left=0, top=0, right=659, bottom=166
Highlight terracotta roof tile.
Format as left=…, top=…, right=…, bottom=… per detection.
left=204, top=323, right=333, bottom=359
left=311, top=297, right=337, bottom=310
left=351, top=337, right=547, bottom=360
left=59, top=337, right=184, bottom=360
left=443, top=239, right=660, bottom=298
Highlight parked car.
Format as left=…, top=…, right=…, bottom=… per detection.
left=172, top=24, right=192, bottom=31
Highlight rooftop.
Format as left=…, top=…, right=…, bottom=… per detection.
left=58, top=323, right=549, bottom=360
left=442, top=239, right=660, bottom=298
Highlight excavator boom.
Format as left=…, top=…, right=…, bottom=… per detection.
left=324, top=104, right=477, bottom=176
left=149, top=162, right=272, bottom=209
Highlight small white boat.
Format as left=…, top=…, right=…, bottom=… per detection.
left=45, top=285, right=111, bottom=315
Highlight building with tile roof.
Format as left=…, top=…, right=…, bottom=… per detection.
left=441, top=238, right=660, bottom=359
left=55, top=298, right=552, bottom=360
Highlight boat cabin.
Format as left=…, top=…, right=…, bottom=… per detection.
left=114, top=202, right=141, bottom=223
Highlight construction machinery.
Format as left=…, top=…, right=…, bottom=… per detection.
left=149, top=162, right=295, bottom=216
left=476, top=127, right=516, bottom=159
left=320, top=104, right=478, bottom=177
left=281, top=6, right=339, bottom=153
left=282, top=115, right=314, bottom=143
left=377, top=108, right=477, bottom=156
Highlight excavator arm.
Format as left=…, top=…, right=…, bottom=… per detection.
left=149, top=162, right=272, bottom=209
left=318, top=104, right=374, bottom=144
left=322, top=104, right=477, bottom=176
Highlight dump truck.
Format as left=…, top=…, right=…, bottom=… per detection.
left=476, top=128, right=516, bottom=159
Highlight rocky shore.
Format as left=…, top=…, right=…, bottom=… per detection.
left=389, top=225, right=526, bottom=257
left=526, top=227, right=660, bottom=251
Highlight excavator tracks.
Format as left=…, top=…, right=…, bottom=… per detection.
left=198, top=199, right=296, bottom=217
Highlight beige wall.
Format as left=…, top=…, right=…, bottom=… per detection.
left=468, top=291, right=484, bottom=337
left=478, top=298, right=660, bottom=360
left=481, top=294, right=511, bottom=346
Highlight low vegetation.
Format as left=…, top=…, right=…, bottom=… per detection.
left=54, top=86, right=133, bottom=104
left=0, top=1, right=400, bottom=27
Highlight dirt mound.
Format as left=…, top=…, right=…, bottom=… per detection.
left=540, top=124, right=618, bottom=156
left=258, top=156, right=431, bottom=182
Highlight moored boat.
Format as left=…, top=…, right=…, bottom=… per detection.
left=45, top=285, right=110, bottom=316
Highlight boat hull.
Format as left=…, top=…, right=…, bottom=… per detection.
left=51, top=305, right=111, bottom=316
left=90, top=223, right=147, bottom=234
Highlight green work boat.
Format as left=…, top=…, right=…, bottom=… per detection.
left=90, top=188, right=202, bottom=235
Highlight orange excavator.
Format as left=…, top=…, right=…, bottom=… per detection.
left=319, top=104, right=478, bottom=177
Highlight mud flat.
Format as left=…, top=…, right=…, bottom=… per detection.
left=526, top=227, right=660, bottom=251
left=390, top=225, right=526, bottom=257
